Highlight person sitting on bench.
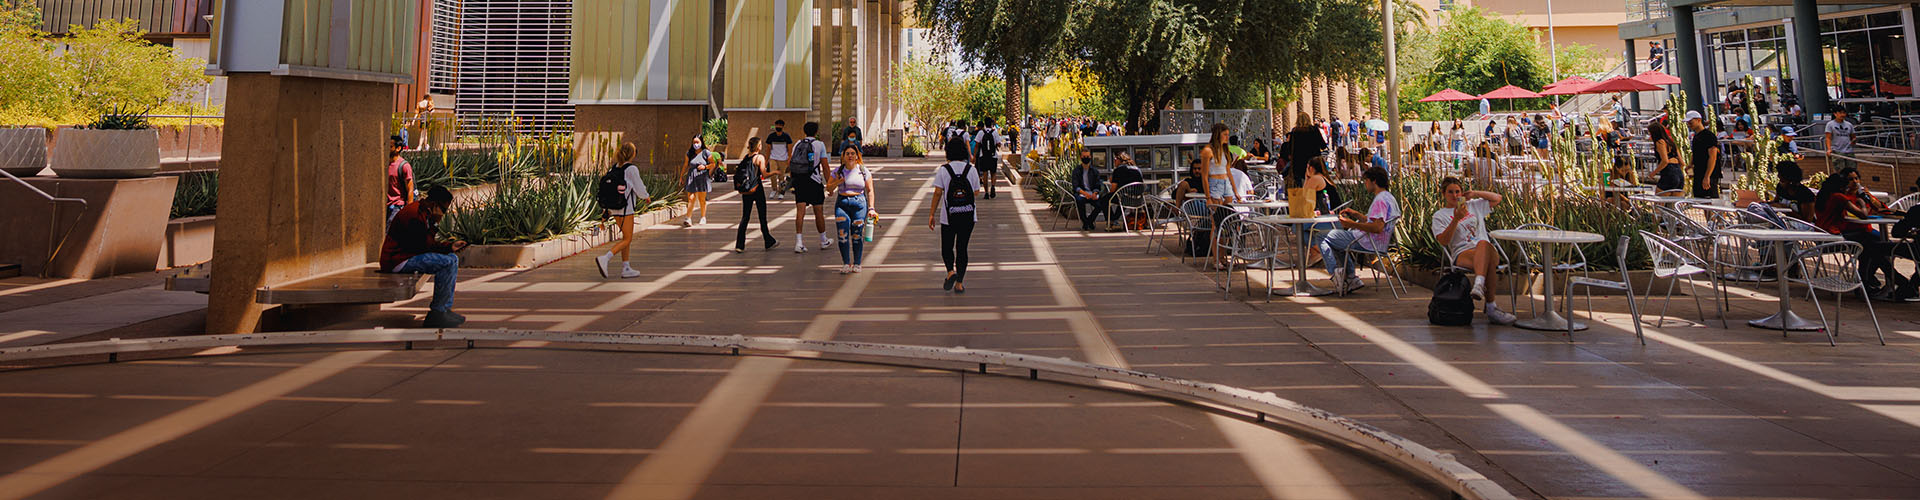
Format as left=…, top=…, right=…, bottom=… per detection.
left=381, top=185, right=469, bottom=328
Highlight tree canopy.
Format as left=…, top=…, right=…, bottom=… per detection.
left=1397, top=7, right=1602, bottom=118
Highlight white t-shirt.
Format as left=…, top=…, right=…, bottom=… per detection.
left=1431, top=198, right=1492, bottom=257
left=931, top=161, right=981, bottom=225
left=611, top=163, right=652, bottom=216
left=1229, top=168, right=1255, bottom=199
left=1359, top=191, right=1400, bottom=252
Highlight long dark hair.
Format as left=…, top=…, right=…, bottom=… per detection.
left=1815, top=166, right=1858, bottom=208
left=945, top=137, right=970, bottom=161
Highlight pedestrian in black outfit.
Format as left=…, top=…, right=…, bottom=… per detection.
left=1685, top=110, right=1721, bottom=198
left=929, top=137, right=981, bottom=293
left=735, top=137, right=778, bottom=252
left=1283, top=113, right=1326, bottom=187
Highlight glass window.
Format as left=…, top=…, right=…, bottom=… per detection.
left=1836, top=15, right=1865, bottom=32
left=1837, top=31, right=1873, bottom=98
left=1869, top=12, right=1900, bottom=28
left=1721, top=29, right=1746, bottom=44
left=1872, top=27, right=1911, bottom=97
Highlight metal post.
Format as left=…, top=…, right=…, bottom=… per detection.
left=1548, top=0, right=1559, bottom=108
left=1384, top=0, right=1401, bottom=166
left=1791, top=0, right=1829, bottom=116
left=1626, top=40, right=1641, bottom=113
left=1671, top=5, right=1706, bottom=112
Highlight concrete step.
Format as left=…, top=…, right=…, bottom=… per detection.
left=0, top=263, right=18, bottom=279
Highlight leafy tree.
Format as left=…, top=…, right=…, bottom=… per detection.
left=889, top=57, right=964, bottom=137
left=60, top=19, right=211, bottom=116
left=912, top=0, right=1075, bottom=130
left=960, top=74, right=1006, bottom=125
left=1396, top=7, right=1602, bottom=118
left=0, top=1, right=59, bottom=118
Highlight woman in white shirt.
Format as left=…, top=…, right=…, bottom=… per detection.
left=929, top=137, right=982, bottom=293
left=1430, top=177, right=1515, bottom=325
left=595, top=142, right=652, bottom=279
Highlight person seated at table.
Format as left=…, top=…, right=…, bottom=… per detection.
left=1359, top=147, right=1389, bottom=172
left=1229, top=158, right=1258, bottom=201
left=1070, top=149, right=1108, bottom=231
left=1316, top=166, right=1398, bottom=294
left=1432, top=177, right=1517, bottom=325
left=1771, top=160, right=1816, bottom=220
left=1172, top=158, right=1205, bottom=202
left=1407, top=142, right=1427, bottom=164
left=1601, top=154, right=1639, bottom=205
left=1814, top=167, right=1910, bottom=299
left=1109, top=151, right=1144, bottom=193
left=1247, top=139, right=1272, bottom=163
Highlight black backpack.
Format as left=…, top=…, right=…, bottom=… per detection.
left=733, top=155, right=761, bottom=193
left=790, top=139, right=818, bottom=179
left=944, top=162, right=975, bottom=215
left=598, top=164, right=631, bottom=211
left=1427, top=271, right=1475, bottom=326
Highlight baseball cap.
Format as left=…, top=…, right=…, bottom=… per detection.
left=1684, top=110, right=1703, bottom=121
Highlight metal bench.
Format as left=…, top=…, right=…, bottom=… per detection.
left=165, top=263, right=423, bottom=305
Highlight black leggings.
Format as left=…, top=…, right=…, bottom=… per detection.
left=736, top=190, right=773, bottom=249
left=1841, top=230, right=1903, bottom=290
left=941, top=217, right=976, bottom=282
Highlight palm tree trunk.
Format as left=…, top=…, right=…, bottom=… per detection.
left=1313, top=76, right=1327, bottom=122
left=1004, top=65, right=1024, bottom=134
left=1346, top=81, right=1360, bottom=121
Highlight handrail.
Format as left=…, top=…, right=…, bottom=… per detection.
left=1822, top=150, right=1896, bottom=168
left=0, top=329, right=1517, bottom=500
left=0, top=169, right=89, bottom=277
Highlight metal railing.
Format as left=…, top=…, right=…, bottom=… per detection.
left=0, top=168, right=89, bottom=277
left=0, top=329, right=1516, bottom=500
left=1626, top=0, right=1669, bottom=22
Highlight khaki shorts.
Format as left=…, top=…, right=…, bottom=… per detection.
left=770, top=158, right=789, bottom=176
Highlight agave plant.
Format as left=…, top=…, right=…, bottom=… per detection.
left=439, top=174, right=601, bottom=245
left=1336, top=168, right=1656, bottom=272
left=169, top=170, right=217, bottom=219
left=1734, top=76, right=1783, bottom=196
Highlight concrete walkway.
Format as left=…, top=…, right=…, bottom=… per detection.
left=4, top=156, right=1920, bottom=499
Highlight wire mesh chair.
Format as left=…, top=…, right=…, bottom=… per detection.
left=1440, top=235, right=1517, bottom=310
left=1146, top=197, right=1189, bottom=256
left=1051, top=179, right=1082, bottom=231
left=1217, top=213, right=1281, bottom=301
left=1640, top=231, right=1725, bottom=328
left=1568, top=236, right=1647, bottom=345
left=1334, top=215, right=1409, bottom=298
left=1506, top=223, right=1594, bottom=315
left=1109, top=182, right=1149, bottom=232
left=1177, top=198, right=1213, bottom=264
left=1792, top=241, right=1885, bottom=346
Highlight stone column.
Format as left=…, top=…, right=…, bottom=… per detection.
left=1671, top=4, right=1705, bottom=112
left=1791, top=0, right=1828, bottom=115
left=1625, top=40, right=1641, bottom=112
left=815, top=0, right=834, bottom=125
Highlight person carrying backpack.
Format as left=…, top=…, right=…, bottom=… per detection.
left=929, top=137, right=981, bottom=293
left=973, top=118, right=1003, bottom=199
left=734, top=137, right=778, bottom=253
left=789, top=122, right=832, bottom=253
left=595, top=142, right=652, bottom=279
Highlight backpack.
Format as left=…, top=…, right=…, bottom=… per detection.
left=733, top=155, right=761, bottom=193
left=1427, top=271, right=1475, bottom=326
left=974, top=130, right=998, bottom=155
left=790, top=139, right=819, bottom=179
left=944, top=162, right=975, bottom=215
left=598, top=164, right=631, bottom=211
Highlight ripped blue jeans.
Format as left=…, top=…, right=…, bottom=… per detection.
left=834, top=195, right=868, bottom=265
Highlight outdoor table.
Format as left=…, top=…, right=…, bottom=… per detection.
left=1629, top=195, right=1719, bottom=206
left=1718, top=228, right=1843, bottom=331
left=1489, top=229, right=1604, bottom=332
left=1846, top=216, right=1903, bottom=228
left=1601, top=185, right=1654, bottom=194
left=1251, top=214, right=1341, bottom=296
left=1231, top=200, right=1286, bottom=214
left=1687, top=203, right=1745, bottom=228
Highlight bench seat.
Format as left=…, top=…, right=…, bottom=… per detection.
left=255, top=265, right=423, bottom=305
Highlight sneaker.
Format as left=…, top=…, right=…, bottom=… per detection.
left=1470, top=276, right=1486, bottom=301
left=764, top=238, right=780, bottom=250
left=820, top=234, right=833, bottom=249
left=422, top=311, right=466, bottom=328
left=852, top=265, right=862, bottom=273
left=620, top=265, right=641, bottom=279
left=681, top=219, right=693, bottom=228
left=698, top=217, right=707, bottom=226
left=1486, top=304, right=1517, bottom=325
left=1343, top=274, right=1365, bottom=294
left=594, top=253, right=612, bottom=279
left=794, top=240, right=806, bottom=253
left=838, top=265, right=851, bottom=274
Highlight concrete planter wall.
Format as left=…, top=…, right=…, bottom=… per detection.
left=158, top=215, right=217, bottom=269
left=459, top=208, right=678, bottom=269
left=0, top=128, right=50, bottom=177
left=1396, top=263, right=1686, bottom=297
left=52, top=128, right=162, bottom=178
left=0, top=176, right=179, bottom=278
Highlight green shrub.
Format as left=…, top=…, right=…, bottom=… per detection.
left=1340, top=170, right=1655, bottom=272
left=169, top=170, right=216, bottom=219
left=701, top=118, right=727, bottom=147
left=439, top=174, right=601, bottom=245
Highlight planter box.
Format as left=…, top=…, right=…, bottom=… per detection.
left=0, top=176, right=179, bottom=278
left=459, top=208, right=678, bottom=269
left=52, top=128, right=161, bottom=178
left=1396, top=263, right=1688, bottom=297
left=0, top=128, right=49, bottom=177
left=158, top=215, right=217, bottom=269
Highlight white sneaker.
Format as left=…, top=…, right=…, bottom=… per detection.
left=852, top=265, right=862, bottom=273
left=594, top=253, right=611, bottom=279
left=794, top=240, right=806, bottom=253
left=698, top=217, right=707, bottom=226
left=681, top=219, right=693, bottom=228
left=620, top=263, right=641, bottom=279
left=1470, top=276, right=1486, bottom=301
left=838, top=265, right=851, bottom=274
left=1486, top=304, right=1517, bottom=325
left=1342, top=274, right=1365, bottom=293
left=820, top=234, right=833, bottom=249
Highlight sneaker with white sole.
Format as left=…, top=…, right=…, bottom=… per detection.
left=1342, top=275, right=1365, bottom=294
left=620, top=263, right=641, bottom=279
left=594, top=253, right=611, bottom=279
left=699, top=217, right=707, bottom=226
left=852, top=265, right=861, bottom=273
left=1486, top=304, right=1517, bottom=325
left=794, top=240, right=806, bottom=253
left=820, top=234, right=833, bottom=249
left=1470, top=276, right=1486, bottom=301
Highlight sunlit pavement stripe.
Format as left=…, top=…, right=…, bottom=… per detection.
left=1486, top=404, right=1707, bottom=500
left=0, top=350, right=384, bottom=500
left=1306, top=306, right=1507, bottom=400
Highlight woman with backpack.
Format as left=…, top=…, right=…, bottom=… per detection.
left=826, top=144, right=876, bottom=273
left=734, top=137, right=778, bottom=253
left=929, top=137, right=981, bottom=293
left=595, top=142, right=651, bottom=279
left=682, top=136, right=719, bottom=227
left=791, top=122, right=832, bottom=253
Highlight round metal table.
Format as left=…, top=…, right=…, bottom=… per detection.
left=1252, top=214, right=1340, bottom=296
left=1489, top=229, right=1604, bottom=331
left=1717, top=228, right=1844, bottom=331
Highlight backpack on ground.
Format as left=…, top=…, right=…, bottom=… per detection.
left=944, top=162, right=975, bottom=215
left=733, top=155, right=761, bottom=193
left=598, top=164, right=631, bottom=211
left=1428, top=271, right=1475, bottom=326
left=790, top=139, right=819, bottom=180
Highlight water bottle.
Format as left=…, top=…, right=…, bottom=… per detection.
left=864, top=213, right=877, bottom=242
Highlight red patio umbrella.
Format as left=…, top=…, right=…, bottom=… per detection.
left=1479, top=85, right=1543, bottom=100
left=1540, top=82, right=1590, bottom=96
left=1418, top=88, right=1480, bottom=102
left=1544, top=76, right=1596, bottom=89
left=1632, top=70, right=1682, bottom=86
left=1580, top=76, right=1662, bottom=94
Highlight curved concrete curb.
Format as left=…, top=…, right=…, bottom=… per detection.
left=2, top=329, right=1515, bottom=500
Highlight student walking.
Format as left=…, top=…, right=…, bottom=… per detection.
left=974, top=118, right=1003, bottom=199
left=790, top=122, right=832, bottom=253
left=930, top=137, right=981, bottom=293
left=683, top=136, right=719, bottom=227
left=735, top=137, right=778, bottom=253
left=766, top=120, right=793, bottom=201
left=381, top=185, right=469, bottom=328
left=597, top=143, right=652, bottom=279
left=827, top=144, right=876, bottom=273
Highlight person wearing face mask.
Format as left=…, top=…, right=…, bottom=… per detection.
left=1070, top=149, right=1106, bottom=231
left=766, top=119, right=793, bottom=201
left=380, top=186, right=469, bottom=328
left=682, top=136, right=719, bottom=227
left=841, top=117, right=865, bottom=153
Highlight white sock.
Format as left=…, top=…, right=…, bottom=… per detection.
left=1473, top=276, right=1485, bottom=288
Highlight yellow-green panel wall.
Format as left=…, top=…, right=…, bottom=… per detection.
left=785, top=0, right=811, bottom=109
left=572, top=0, right=710, bottom=103
left=278, top=0, right=416, bottom=75
left=723, top=0, right=810, bottom=109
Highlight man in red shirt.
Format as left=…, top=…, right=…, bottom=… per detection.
left=381, top=186, right=468, bottom=327
left=386, top=136, right=413, bottom=222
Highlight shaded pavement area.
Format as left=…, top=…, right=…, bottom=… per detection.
left=4, top=157, right=1920, bottom=499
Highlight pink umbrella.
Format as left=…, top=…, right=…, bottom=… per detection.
left=1541, top=82, right=1590, bottom=96
left=1479, top=85, right=1543, bottom=100
left=1418, top=88, right=1480, bottom=102
left=1632, top=70, right=1682, bottom=86
left=1544, top=76, right=1596, bottom=89
left=1580, top=76, right=1662, bottom=94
